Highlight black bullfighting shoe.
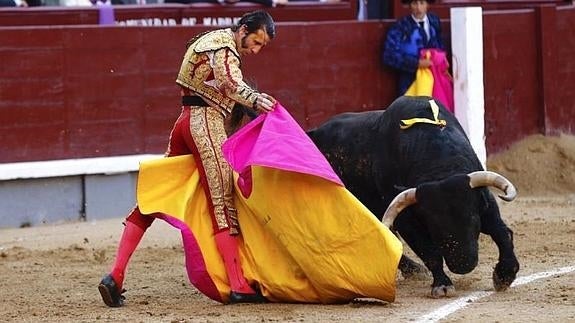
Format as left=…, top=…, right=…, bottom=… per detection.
left=98, top=274, right=125, bottom=307
left=229, top=290, right=268, bottom=304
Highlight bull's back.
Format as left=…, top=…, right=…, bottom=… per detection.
left=307, top=110, right=385, bottom=188
left=384, top=97, right=484, bottom=185
left=307, top=110, right=384, bottom=156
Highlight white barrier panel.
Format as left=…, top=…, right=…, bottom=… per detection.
left=0, top=154, right=163, bottom=181
left=0, top=154, right=163, bottom=227
left=451, top=7, right=486, bottom=169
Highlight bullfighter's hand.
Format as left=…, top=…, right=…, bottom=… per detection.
left=255, top=93, right=276, bottom=112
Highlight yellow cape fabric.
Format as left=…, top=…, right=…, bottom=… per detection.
left=405, top=67, right=433, bottom=96
left=406, top=50, right=433, bottom=97
left=137, top=155, right=403, bottom=303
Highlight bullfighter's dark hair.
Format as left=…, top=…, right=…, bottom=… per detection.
left=185, top=11, right=275, bottom=49
left=231, top=10, right=276, bottom=39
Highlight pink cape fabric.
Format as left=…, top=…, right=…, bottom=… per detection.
left=427, top=49, right=454, bottom=113
left=222, top=103, right=343, bottom=197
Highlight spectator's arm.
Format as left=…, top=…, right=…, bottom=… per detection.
left=430, top=14, right=445, bottom=50
left=437, top=22, right=444, bottom=50
left=382, top=26, right=419, bottom=73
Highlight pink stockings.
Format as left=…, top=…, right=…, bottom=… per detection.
left=108, top=211, right=255, bottom=295
left=215, top=229, right=256, bottom=294
left=109, top=219, right=146, bottom=291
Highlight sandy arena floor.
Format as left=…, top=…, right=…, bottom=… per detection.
left=1, top=134, right=574, bottom=322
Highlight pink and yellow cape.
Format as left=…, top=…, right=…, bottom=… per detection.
left=406, top=48, right=454, bottom=113
left=137, top=104, right=403, bottom=304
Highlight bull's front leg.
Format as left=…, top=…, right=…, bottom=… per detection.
left=395, top=213, right=455, bottom=298
left=481, top=198, right=520, bottom=291
left=419, top=252, right=456, bottom=298
left=484, top=225, right=519, bottom=291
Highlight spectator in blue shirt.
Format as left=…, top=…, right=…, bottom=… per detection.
left=382, top=0, right=444, bottom=96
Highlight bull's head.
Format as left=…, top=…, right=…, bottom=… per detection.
left=381, top=171, right=516, bottom=274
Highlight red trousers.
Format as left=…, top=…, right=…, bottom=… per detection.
left=127, top=106, right=237, bottom=233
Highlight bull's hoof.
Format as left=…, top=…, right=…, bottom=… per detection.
left=430, top=285, right=456, bottom=298
left=492, top=259, right=519, bottom=291
left=493, top=271, right=513, bottom=291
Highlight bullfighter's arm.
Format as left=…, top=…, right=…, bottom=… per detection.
left=211, top=48, right=259, bottom=109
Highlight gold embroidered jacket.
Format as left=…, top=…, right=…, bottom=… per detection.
left=176, top=28, right=259, bottom=115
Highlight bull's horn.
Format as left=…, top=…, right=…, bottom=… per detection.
left=381, top=188, right=417, bottom=227
left=468, top=170, right=517, bottom=202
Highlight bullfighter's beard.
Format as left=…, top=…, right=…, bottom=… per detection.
left=240, top=35, right=248, bottom=52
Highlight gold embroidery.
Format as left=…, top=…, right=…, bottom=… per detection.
left=176, top=28, right=258, bottom=115
left=175, top=28, right=258, bottom=233
left=194, top=29, right=240, bottom=58
left=189, top=107, right=236, bottom=231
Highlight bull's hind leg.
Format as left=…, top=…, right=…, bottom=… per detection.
left=481, top=195, right=520, bottom=291
left=398, top=254, right=428, bottom=279
left=394, top=213, right=455, bottom=298
left=391, top=229, right=429, bottom=279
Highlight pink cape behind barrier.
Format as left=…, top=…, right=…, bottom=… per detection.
left=429, top=49, right=454, bottom=113
left=406, top=49, right=454, bottom=113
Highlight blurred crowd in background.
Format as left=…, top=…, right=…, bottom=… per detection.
left=0, top=0, right=346, bottom=8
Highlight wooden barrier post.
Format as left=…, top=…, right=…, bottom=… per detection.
left=450, top=7, right=486, bottom=169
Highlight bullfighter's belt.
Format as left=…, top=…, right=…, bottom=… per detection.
left=182, top=95, right=210, bottom=107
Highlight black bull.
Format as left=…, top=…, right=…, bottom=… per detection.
left=305, top=96, right=520, bottom=298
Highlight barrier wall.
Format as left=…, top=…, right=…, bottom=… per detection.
left=1, top=6, right=574, bottom=164
left=551, top=6, right=575, bottom=133
left=482, top=6, right=575, bottom=150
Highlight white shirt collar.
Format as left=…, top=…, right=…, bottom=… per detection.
left=412, top=15, right=430, bottom=39
left=411, top=14, right=428, bottom=25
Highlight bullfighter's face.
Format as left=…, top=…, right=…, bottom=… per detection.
left=236, top=25, right=270, bottom=56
